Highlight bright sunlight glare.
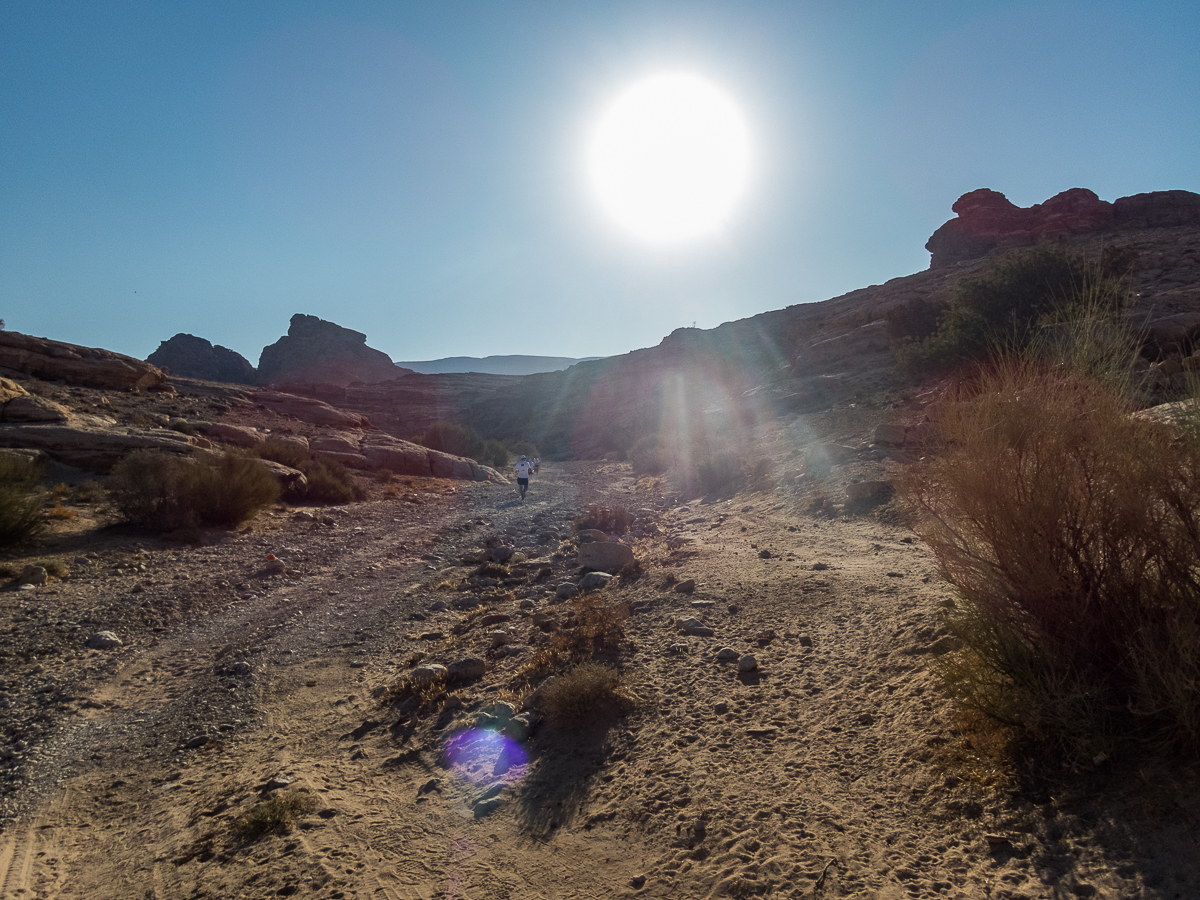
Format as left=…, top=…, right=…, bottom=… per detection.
left=586, top=72, right=752, bottom=244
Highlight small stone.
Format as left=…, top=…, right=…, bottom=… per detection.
left=579, top=571, right=612, bottom=591
left=518, top=598, right=535, bottom=610
left=678, top=617, right=714, bottom=637
left=448, top=657, right=486, bottom=681
left=428, top=600, right=448, bottom=612
left=673, top=579, right=696, bottom=594
left=716, top=647, right=739, bottom=661
left=265, top=558, right=286, bottom=574
left=630, top=874, right=647, bottom=889
left=714, top=701, right=729, bottom=714
left=811, top=562, right=829, bottom=571
left=85, top=631, right=122, bottom=650
left=555, top=583, right=578, bottom=600
left=738, top=654, right=758, bottom=673
left=265, top=775, right=294, bottom=791
left=488, top=630, right=510, bottom=649
left=758, top=549, right=772, bottom=559
left=410, top=664, right=448, bottom=685
left=183, top=734, right=209, bottom=749
left=17, top=565, right=47, bottom=586
left=755, top=629, right=776, bottom=643
left=473, top=797, right=502, bottom=817
left=798, top=634, right=813, bottom=647
left=230, top=661, right=253, bottom=678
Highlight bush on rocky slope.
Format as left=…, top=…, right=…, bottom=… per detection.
left=111, top=450, right=280, bottom=531
left=0, top=455, right=45, bottom=546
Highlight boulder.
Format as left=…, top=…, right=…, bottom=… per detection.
left=579, top=571, right=613, bottom=591
left=252, top=390, right=369, bottom=429
left=0, top=424, right=200, bottom=472
left=578, top=541, right=635, bottom=571
left=0, top=378, right=26, bottom=404
left=147, top=333, right=256, bottom=384
left=448, top=657, right=487, bottom=681
left=0, top=331, right=167, bottom=391
left=203, top=423, right=265, bottom=447
left=1, top=394, right=72, bottom=423
left=257, top=314, right=411, bottom=388
left=85, top=631, right=122, bottom=650
left=310, top=433, right=362, bottom=455
left=251, top=459, right=308, bottom=492
left=360, top=434, right=433, bottom=476
left=313, top=449, right=373, bottom=470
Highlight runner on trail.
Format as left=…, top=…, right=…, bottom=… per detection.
left=513, top=455, right=534, bottom=501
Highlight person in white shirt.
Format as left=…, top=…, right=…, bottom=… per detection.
left=513, top=455, right=534, bottom=501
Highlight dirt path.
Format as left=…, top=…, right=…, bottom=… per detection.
left=2, top=463, right=1198, bottom=899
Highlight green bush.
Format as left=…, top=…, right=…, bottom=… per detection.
left=418, top=422, right=479, bottom=458
left=110, top=451, right=280, bottom=531
left=0, top=456, right=45, bottom=546
left=898, top=245, right=1132, bottom=376
left=904, top=361, right=1200, bottom=758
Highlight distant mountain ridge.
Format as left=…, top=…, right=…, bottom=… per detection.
left=394, top=355, right=603, bottom=375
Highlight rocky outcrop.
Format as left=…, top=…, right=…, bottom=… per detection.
left=925, top=188, right=1114, bottom=267
left=147, top=334, right=256, bottom=384
left=0, top=424, right=202, bottom=472
left=256, top=314, right=411, bottom=388
left=926, top=188, right=1200, bottom=268
left=252, top=391, right=369, bottom=429
left=1113, top=191, right=1200, bottom=230
left=0, top=331, right=167, bottom=391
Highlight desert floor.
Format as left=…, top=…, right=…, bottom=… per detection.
left=2, top=449, right=1199, bottom=899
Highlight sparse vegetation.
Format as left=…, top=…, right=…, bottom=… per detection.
left=897, top=244, right=1133, bottom=377
left=30, top=558, right=68, bottom=578
left=0, top=455, right=46, bottom=546
left=249, top=442, right=365, bottom=504
left=110, top=450, right=280, bottom=531
left=415, top=422, right=511, bottom=469
left=904, top=361, right=1200, bottom=759
left=232, top=791, right=318, bottom=841
left=551, top=592, right=629, bottom=658
left=573, top=504, right=630, bottom=535
left=538, top=662, right=628, bottom=725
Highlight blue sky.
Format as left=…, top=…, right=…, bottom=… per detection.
left=3, top=1, right=1197, bottom=366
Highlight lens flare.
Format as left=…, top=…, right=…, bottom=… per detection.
left=442, top=728, right=528, bottom=786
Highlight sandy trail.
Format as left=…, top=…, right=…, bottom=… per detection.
left=1, top=463, right=1197, bottom=899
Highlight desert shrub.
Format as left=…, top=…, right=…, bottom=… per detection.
left=552, top=593, right=629, bottom=658
left=30, top=558, right=68, bottom=578
left=476, top=439, right=510, bottom=469
left=537, top=662, right=626, bottom=725
left=252, top=439, right=310, bottom=469
left=72, top=480, right=107, bottom=504
left=904, top=361, right=1200, bottom=757
left=689, top=450, right=743, bottom=496
left=110, top=451, right=280, bottom=531
left=628, top=436, right=669, bottom=476
left=573, top=504, right=630, bottom=535
left=898, top=245, right=1132, bottom=376
left=885, top=296, right=947, bottom=345
left=0, top=456, right=46, bottom=545
left=233, top=791, right=317, bottom=841
left=297, top=457, right=363, bottom=504
left=418, top=422, right=479, bottom=458
left=507, top=440, right=540, bottom=462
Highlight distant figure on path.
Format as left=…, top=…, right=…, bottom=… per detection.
left=514, top=455, right=534, bottom=501
left=532, top=456, right=540, bottom=475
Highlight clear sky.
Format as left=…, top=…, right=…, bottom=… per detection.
left=3, top=1, right=1197, bottom=366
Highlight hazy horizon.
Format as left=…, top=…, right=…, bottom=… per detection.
left=4, top=1, right=1197, bottom=365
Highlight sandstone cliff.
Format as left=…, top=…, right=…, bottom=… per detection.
left=256, top=314, right=412, bottom=389
left=148, top=333, right=256, bottom=384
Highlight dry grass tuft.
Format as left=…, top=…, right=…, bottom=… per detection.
left=538, top=662, right=630, bottom=725
left=232, top=791, right=317, bottom=841
left=574, top=504, right=631, bottom=535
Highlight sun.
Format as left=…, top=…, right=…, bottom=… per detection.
left=586, top=72, right=752, bottom=244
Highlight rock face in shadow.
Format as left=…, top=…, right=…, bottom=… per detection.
left=147, top=334, right=256, bottom=384
left=926, top=188, right=1200, bottom=268
left=0, top=331, right=167, bottom=391
left=256, top=314, right=411, bottom=388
